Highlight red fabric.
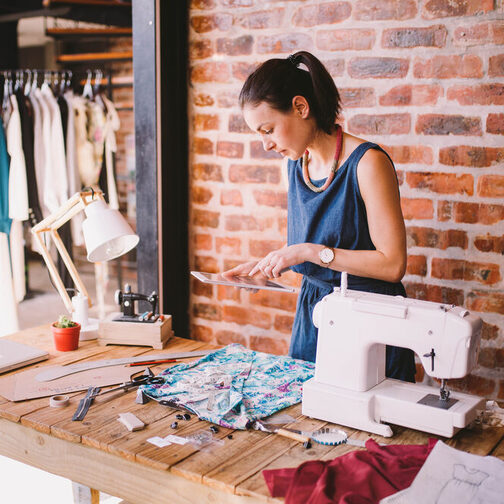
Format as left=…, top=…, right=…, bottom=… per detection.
left=263, top=438, right=437, bottom=504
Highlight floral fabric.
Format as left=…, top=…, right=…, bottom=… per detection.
left=140, top=343, right=315, bottom=429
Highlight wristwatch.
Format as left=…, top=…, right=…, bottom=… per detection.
left=319, top=247, right=335, bottom=266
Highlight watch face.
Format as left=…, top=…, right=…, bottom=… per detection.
left=320, top=248, right=334, bottom=264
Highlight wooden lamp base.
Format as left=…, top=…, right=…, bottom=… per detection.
left=97, top=313, right=173, bottom=349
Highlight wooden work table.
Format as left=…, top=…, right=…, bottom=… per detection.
left=0, top=325, right=503, bottom=504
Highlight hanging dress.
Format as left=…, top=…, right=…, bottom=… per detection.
left=287, top=142, right=416, bottom=382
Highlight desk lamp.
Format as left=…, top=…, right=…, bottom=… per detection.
left=31, top=189, right=139, bottom=339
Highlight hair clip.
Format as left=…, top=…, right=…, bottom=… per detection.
left=287, top=54, right=300, bottom=67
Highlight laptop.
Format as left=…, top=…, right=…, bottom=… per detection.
left=0, top=339, right=49, bottom=374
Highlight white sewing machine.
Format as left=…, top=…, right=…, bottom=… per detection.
left=302, top=273, right=485, bottom=438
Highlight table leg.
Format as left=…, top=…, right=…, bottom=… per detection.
left=72, top=482, right=100, bottom=504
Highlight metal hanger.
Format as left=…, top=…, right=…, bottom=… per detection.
left=82, top=69, right=93, bottom=99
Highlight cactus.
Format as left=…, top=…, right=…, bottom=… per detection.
left=55, top=315, right=77, bottom=328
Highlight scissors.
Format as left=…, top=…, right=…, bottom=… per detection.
left=72, top=368, right=165, bottom=421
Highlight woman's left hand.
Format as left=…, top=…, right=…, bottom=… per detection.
left=248, top=244, right=312, bottom=278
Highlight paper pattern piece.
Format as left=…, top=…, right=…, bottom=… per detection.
left=380, top=441, right=504, bottom=504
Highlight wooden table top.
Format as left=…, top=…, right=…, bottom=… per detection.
left=0, top=325, right=503, bottom=504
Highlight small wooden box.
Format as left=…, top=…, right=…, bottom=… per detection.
left=98, top=313, right=173, bottom=349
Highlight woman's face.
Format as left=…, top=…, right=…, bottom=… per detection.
left=242, top=101, right=312, bottom=160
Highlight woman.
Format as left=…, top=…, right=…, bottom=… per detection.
left=224, top=51, right=415, bottom=382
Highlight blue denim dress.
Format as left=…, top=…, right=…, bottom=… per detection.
left=287, top=142, right=416, bottom=382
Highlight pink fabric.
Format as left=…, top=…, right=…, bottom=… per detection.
left=263, top=438, right=437, bottom=504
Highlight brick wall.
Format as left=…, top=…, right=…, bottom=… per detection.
left=187, top=0, right=504, bottom=399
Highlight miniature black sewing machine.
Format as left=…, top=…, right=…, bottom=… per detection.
left=97, top=284, right=173, bottom=349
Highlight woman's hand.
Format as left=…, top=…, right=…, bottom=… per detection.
left=249, top=244, right=311, bottom=278
left=222, top=260, right=261, bottom=279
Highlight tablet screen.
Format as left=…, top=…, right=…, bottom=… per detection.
left=191, top=271, right=295, bottom=292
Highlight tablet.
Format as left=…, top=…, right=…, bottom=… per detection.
left=191, top=271, right=295, bottom=292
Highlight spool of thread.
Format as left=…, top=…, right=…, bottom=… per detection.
left=50, top=395, right=70, bottom=407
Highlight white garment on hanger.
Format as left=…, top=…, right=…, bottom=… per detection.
left=6, top=94, right=29, bottom=302
left=0, top=233, right=19, bottom=337
left=102, top=95, right=120, bottom=210
left=73, top=95, right=96, bottom=188
left=29, top=91, right=47, bottom=219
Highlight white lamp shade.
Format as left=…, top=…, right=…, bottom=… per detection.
left=82, top=199, right=139, bottom=262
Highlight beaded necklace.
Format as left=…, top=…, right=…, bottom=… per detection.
left=302, top=125, right=343, bottom=193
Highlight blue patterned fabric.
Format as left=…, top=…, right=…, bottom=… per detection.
left=140, top=343, right=315, bottom=429
left=287, top=142, right=416, bottom=382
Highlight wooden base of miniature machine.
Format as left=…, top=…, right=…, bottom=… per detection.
left=98, top=313, right=173, bottom=349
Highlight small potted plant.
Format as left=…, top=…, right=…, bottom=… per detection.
left=51, top=315, right=81, bottom=351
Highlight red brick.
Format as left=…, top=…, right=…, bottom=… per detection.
left=217, top=285, right=241, bottom=302
left=217, top=90, right=239, bottom=108
left=396, top=170, right=404, bottom=186
left=401, top=198, right=434, bottom=220
left=379, top=85, right=442, bottom=106
left=482, top=322, right=500, bottom=341
left=416, top=115, right=481, bottom=136
left=217, top=35, right=253, bottom=56
left=253, top=189, right=287, bottom=209
left=467, top=291, right=504, bottom=314
left=190, top=39, right=213, bottom=59
left=354, top=0, right=417, bottom=20
left=422, top=0, right=494, bottom=18
left=487, top=114, right=504, bottom=135
left=229, top=164, right=281, bottom=184
left=447, top=84, right=504, bottom=106
left=382, top=26, right=447, bottom=48
left=193, top=303, right=222, bottom=321
left=191, top=0, right=216, bottom=10
left=406, top=255, right=427, bottom=276
left=431, top=258, right=501, bottom=285
left=191, top=62, right=230, bottom=83
left=232, top=62, right=258, bottom=82
left=195, top=255, right=218, bottom=273
left=317, top=29, right=375, bottom=51
left=220, top=0, right=253, bottom=7
left=193, top=163, right=223, bottom=181
left=250, top=141, right=282, bottom=160
left=406, top=172, right=473, bottom=196
left=193, top=209, right=219, bottom=228
left=474, top=234, right=504, bottom=254
left=229, top=114, right=252, bottom=133
left=274, top=314, right=294, bottom=334
left=216, top=236, right=241, bottom=255
left=348, top=113, right=410, bottom=135
left=250, top=290, right=298, bottom=311
left=477, top=175, right=504, bottom=198
left=193, top=113, right=219, bottom=131
left=381, top=145, right=433, bottom=164
left=191, top=324, right=213, bottom=342
left=439, top=146, right=504, bottom=167
left=454, top=21, right=504, bottom=46
left=223, top=259, right=242, bottom=271
left=489, top=54, right=504, bottom=77
left=216, top=141, right=244, bottom=158
left=194, top=233, right=212, bottom=251
left=192, top=277, right=213, bottom=297
left=324, top=59, right=345, bottom=77
left=278, top=216, right=288, bottom=234
left=413, top=55, right=483, bottom=79
left=450, top=202, right=504, bottom=225
left=340, top=88, right=375, bottom=108
left=293, top=2, right=351, bottom=27
left=223, top=305, right=271, bottom=328
left=190, top=14, right=233, bottom=33
left=215, top=330, right=246, bottom=346
left=220, top=189, right=243, bottom=207
left=348, top=58, right=409, bottom=78
left=225, top=215, right=260, bottom=232
left=449, top=374, right=496, bottom=397
left=478, top=347, right=497, bottom=369
left=249, top=335, right=289, bottom=355
left=407, top=227, right=468, bottom=250
left=236, top=8, right=284, bottom=29
left=191, top=186, right=213, bottom=204
left=193, top=137, right=213, bottom=155
left=404, top=282, right=464, bottom=305
left=257, top=33, right=314, bottom=54
left=249, top=239, right=284, bottom=258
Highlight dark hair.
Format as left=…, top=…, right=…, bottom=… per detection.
left=239, top=51, right=341, bottom=135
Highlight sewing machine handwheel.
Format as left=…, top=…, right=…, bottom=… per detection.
left=114, top=289, right=122, bottom=306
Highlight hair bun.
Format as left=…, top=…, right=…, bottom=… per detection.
left=287, top=54, right=301, bottom=67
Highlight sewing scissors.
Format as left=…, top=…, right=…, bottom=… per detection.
left=72, top=368, right=165, bottom=421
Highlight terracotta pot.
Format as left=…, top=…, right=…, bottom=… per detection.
left=51, top=322, right=81, bottom=351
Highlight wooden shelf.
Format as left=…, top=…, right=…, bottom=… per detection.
left=43, top=0, right=131, bottom=7
left=46, top=27, right=132, bottom=37
left=57, top=50, right=133, bottom=63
